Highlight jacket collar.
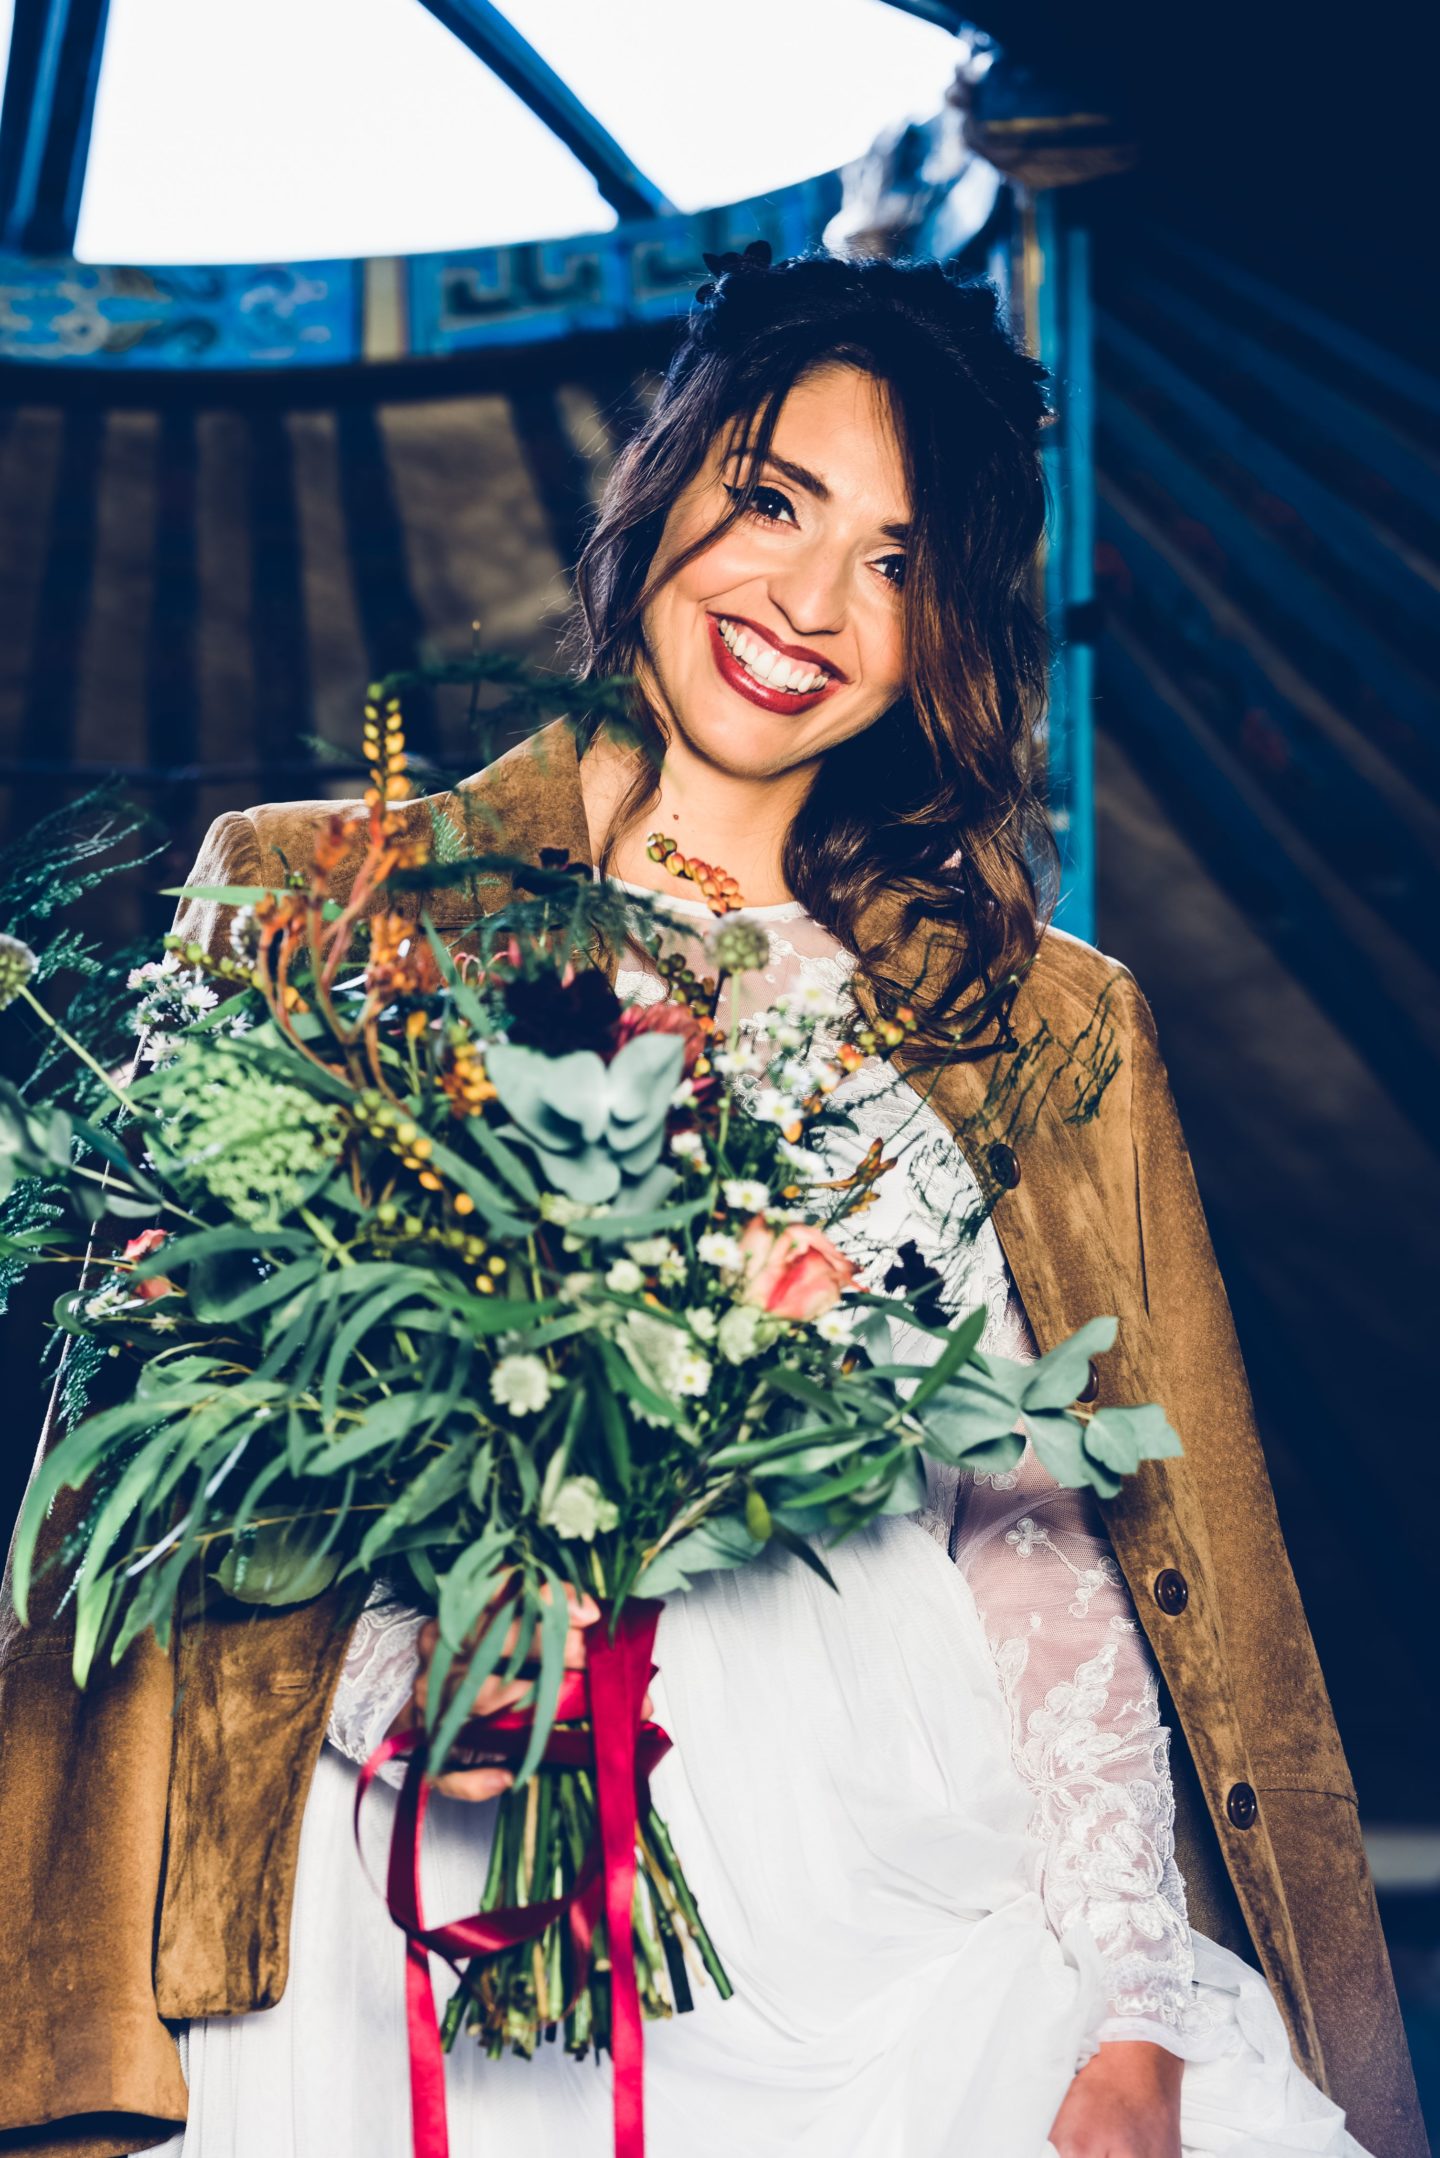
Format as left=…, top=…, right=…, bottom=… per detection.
left=422, top=718, right=596, bottom=931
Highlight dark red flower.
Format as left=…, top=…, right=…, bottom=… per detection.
left=503, top=970, right=624, bottom=1058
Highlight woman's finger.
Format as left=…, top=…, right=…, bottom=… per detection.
left=433, top=1765, right=516, bottom=1802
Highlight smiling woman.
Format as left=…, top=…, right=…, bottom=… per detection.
left=572, top=251, right=1057, bottom=1044
left=0, top=247, right=1423, bottom=2158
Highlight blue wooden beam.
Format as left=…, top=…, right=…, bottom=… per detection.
left=415, top=0, right=673, bottom=222
left=0, top=0, right=112, bottom=254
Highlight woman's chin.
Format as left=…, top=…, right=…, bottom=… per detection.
left=676, top=700, right=835, bottom=782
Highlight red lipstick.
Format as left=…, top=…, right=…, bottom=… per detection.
left=706, top=614, right=844, bottom=716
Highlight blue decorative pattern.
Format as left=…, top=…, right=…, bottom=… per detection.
left=0, top=254, right=362, bottom=367
left=409, top=177, right=840, bottom=354
left=0, top=176, right=839, bottom=371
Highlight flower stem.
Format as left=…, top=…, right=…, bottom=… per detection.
left=19, top=984, right=141, bottom=1118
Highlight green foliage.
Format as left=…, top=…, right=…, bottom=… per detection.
left=147, top=1037, right=347, bottom=1227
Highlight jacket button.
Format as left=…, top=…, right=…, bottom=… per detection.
left=1153, top=1567, right=1188, bottom=1615
left=987, top=1142, right=1021, bottom=1190
left=1078, top=1358, right=1101, bottom=1404
left=1226, top=1782, right=1258, bottom=1830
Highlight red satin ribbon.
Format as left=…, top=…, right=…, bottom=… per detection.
left=355, top=1597, right=670, bottom=2158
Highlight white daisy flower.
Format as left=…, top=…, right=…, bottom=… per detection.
left=674, top=1352, right=713, bottom=1398
left=814, top=1309, right=852, bottom=1344
left=717, top=1304, right=767, bottom=1364
left=670, top=1130, right=705, bottom=1161
left=697, top=1232, right=743, bottom=1272
left=686, top=1306, right=718, bottom=1342
left=722, top=1178, right=769, bottom=1212
left=605, top=1258, right=644, bottom=1296
left=490, top=1354, right=555, bottom=1416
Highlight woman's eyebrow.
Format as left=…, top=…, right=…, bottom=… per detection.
left=726, top=447, right=910, bottom=542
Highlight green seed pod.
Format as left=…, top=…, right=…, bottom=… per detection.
left=744, top=1488, right=773, bottom=1543
left=0, top=933, right=37, bottom=1012
left=713, top=921, right=772, bottom=976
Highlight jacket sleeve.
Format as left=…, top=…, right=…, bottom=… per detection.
left=171, top=808, right=264, bottom=963
left=0, top=824, right=270, bottom=2147
left=1116, top=968, right=1427, bottom=2158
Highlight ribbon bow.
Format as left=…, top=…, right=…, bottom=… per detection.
left=356, top=1598, right=670, bottom=2158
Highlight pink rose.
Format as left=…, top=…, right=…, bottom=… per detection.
left=121, top=1228, right=177, bottom=1302
left=736, top=1217, right=858, bottom=1321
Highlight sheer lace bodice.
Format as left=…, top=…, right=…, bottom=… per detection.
left=327, top=881, right=1206, bottom=2055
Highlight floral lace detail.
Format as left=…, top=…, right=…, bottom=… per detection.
left=958, top=1459, right=1233, bottom=2058
left=327, top=1580, right=426, bottom=1785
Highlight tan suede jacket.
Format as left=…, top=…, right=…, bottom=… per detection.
left=0, top=723, right=1426, bottom=2156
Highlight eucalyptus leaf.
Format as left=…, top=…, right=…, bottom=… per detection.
left=1021, top=1318, right=1118, bottom=1413
left=638, top=1513, right=765, bottom=1597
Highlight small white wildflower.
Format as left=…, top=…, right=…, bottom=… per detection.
left=687, top=1306, right=718, bottom=1342
left=559, top=1270, right=597, bottom=1302
left=541, top=1475, right=619, bottom=1543
left=697, top=1231, right=743, bottom=1272
left=626, top=1236, right=673, bottom=1267
left=148, top=1310, right=179, bottom=1333
left=84, top=1282, right=133, bottom=1321
left=669, top=1077, right=696, bottom=1109
left=717, top=1303, right=767, bottom=1364
left=796, top=981, right=849, bottom=1019
left=723, top=1178, right=769, bottom=1212
left=139, top=1032, right=181, bottom=1067
left=490, top=1354, right=555, bottom=1416
left=669, top=1129, right=704, bottom=1161
left=539, top=1192, right=593, bottom=1226
left=751, top=1086, right=791, bottom=1127
left=605, top=1257, right=644, bottom=1295
left=181, top=980, right=219, bottom=1013
left=714, top=1042, right=758, bottom=1076
left=228, top=906, right=259, bottom=959
left=814, top=1309, right=851, bottom=1345
left=674, top=1351, right=713, bottom=1397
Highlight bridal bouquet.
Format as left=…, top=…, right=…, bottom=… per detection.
left=2, top=701, right=1179, bottom=2158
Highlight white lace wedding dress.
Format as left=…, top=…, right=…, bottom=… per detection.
left=148, top=888, right=1367, bottom=2158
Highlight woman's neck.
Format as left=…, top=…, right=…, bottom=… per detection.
left=579, top=728, right=815, bottom=907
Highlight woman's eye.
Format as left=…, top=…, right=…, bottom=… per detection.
left=723, top=481, right=795, bottom=525
left=875, top=553, right=907, bottom=589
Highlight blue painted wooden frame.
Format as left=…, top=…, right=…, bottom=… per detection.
left=0, top=0, right=113, bottom=254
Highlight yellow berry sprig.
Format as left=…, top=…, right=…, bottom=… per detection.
left=836, top=1000, right=919, bottom=1070
left=343, top=1091, right=505, bottom=1292
left=437, top=1035, right=498, bottom=1118
left=362, top=692, right=410, bottom=816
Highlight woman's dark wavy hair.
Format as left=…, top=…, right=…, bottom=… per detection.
left=570, top=248, right=1058, bottom=1039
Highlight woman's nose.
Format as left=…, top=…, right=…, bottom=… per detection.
left=766, top=545, right=850, bottom=643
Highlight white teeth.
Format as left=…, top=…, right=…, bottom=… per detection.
left=715, top=618, right=828, bottom=696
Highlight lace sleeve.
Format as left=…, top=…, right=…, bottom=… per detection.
left=952, top=1439, right=1225, bottom=2059
left=327, top=1581, right=427, bottom=1784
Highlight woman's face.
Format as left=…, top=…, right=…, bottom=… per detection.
left=638, top=363, right=911, bottom=781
